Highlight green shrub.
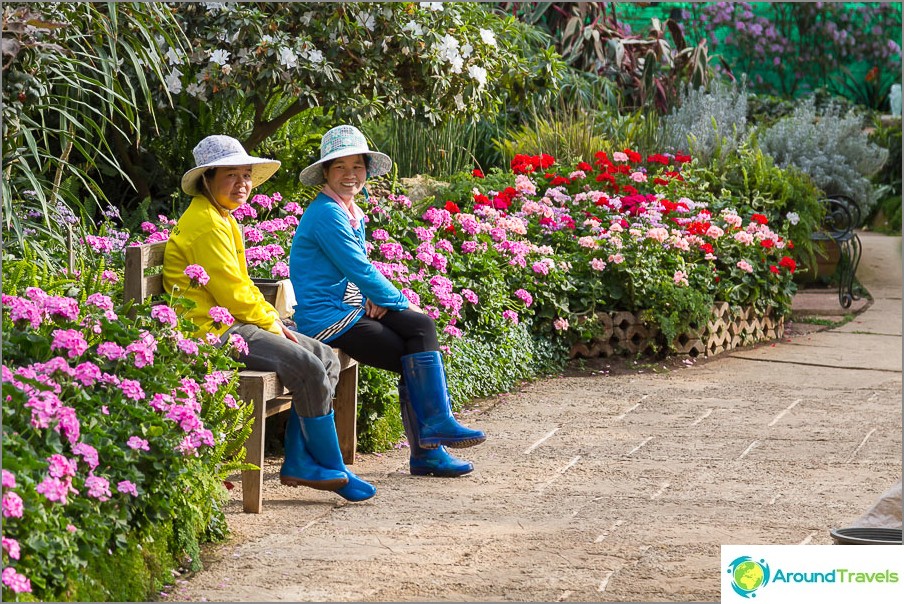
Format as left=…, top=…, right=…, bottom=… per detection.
left=661, top=79, right=749, bottom=164
left=758, top=96, right=889, bottom=217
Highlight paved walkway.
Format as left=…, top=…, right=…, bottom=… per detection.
left=168, top=233, right=902, bottom=603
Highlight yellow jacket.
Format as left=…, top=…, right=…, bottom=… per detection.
left=162, top=196, right=281, bottom=337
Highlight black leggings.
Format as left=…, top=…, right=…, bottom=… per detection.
left=329, top=309, right=439, bottom=374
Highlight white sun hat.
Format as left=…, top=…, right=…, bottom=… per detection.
left=298, top=125, right=392, bottom=186
left=181, top=135, right=281, bottom=195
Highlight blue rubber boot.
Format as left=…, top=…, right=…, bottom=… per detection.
left=300, top=411, right=376, bottom=502
left=399, top=380, right=473, bottom=477
left=400, top=351, right=486, bottom=450
left=280, top=408, right=349, bottom=491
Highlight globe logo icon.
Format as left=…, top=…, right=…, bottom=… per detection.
left=726, top=556, right=771, bottom=598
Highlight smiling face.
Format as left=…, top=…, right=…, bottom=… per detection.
left=205, top=165, right=253, bottom=210
left=323, top=154, right=368, bottom=202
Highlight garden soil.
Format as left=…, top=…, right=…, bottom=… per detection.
left=163, top=232, right=902, bottom=603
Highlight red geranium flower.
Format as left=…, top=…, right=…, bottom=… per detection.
left=472, top=168, right=485, bottom=179
left=760, top=239, right=775, bottom=248
left=779, top=256, right=797, bottom=273
left=473, top=193, right=490, bottom=206
left=700, top=243, right=714, bottom=254
left=549, top=175, right=571, bottom=186
left=751, top=213, right=769, bottom=225
left=646, top=153, right=670, bottom=165
left=577, top=161, right=593, bottom=171
left=444, top=200, right=461, bottom=214
left=769, top=265, right=780, bottom=274
left=674, top=153, right=692, bottom=163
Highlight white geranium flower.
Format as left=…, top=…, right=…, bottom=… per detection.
left=449, top=55, right=464, bottom=74
left=468, top=64, right=488, bottom=89
left=435, top=34, right=461, bottom=64
left=420, top=2, right=443, bottom=11
left=165, top=47, right=183, bottom=66
left=209, top=49, right=231, bottom=66
left=454, top=93, right=465, bottom=111
left=164, top=69, right=183, bottom=94
left=279, top=47, right=298, bottom=68
left=787, top=212, right=800, bottom=226
left=305, top=48, right=324, bottom=64
left=186, top=82, right=207, bottom=100
left=480, top=29, right=497, bottom=46
left=461, top=43, right=473, bottom=58
left=357, top=11, right=375, bottom=31
left=402, top=19, right=424, bottom=37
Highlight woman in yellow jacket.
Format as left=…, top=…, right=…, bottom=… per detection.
left=163, top=135, right=374, bottom=502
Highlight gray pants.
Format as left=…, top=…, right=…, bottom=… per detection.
left=228, top=323, right=340, bottom=417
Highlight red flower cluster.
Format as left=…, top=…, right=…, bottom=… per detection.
left=511, top=153, right=554, bottom=175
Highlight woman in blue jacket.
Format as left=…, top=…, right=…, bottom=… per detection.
left=290, top=125, right=485, bottom=479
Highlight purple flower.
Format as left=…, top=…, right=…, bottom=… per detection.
left=96, top=341, right=126, bottom=360
left=46, top=454, right=77, bottom=478
left=271, top=261, right=290, bottom=278
left=401, top=288, right=421, bottom=307
left=35, top=476, right=74, bottom=504
left=50, top=329, right=88, bottom=359
left=86, top=293, right=114, bottom=311
left=150, top=304, right=179, bottom=328
left=85, top=474, right=111, bottom=502
left=1, top=567, right=31, bottom=594
left=443, top=325, right=463, bottom=338
left=127, top=436, right=150, bottom=451
left=228, top=333, right=249, bottom=356
left=2, top=537, right=21, bottom=561
left=72, top=443, right=99, bottom=470
left=514, top=288, right=533, bottom=307
left=184, top=264, right=210, bottom=287
left=372, top=228, right=389, bottom=241
left=177, top=338, right=199, bottom=356
left=120, top=379, right=146, bottom=401
left=2, top=492, right=23, bottom=518
left=3, top=296, right=42, bottom=329
left=208, top=306, right=235, bottom=327
left=117, top=480, right=139, bottom=497
left=73, top=361, right=101, bottom=386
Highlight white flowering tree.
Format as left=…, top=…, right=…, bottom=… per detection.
left=163, top=2, right=562, bottom=148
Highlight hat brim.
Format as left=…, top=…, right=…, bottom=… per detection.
left=181, top=156, right=281, bottom=195
left=298, top=148, right=392, bottom=186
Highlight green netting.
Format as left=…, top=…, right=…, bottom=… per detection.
left=614, top=2, right=902, bottom=101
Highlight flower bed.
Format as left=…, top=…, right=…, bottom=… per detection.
left=569, top=302, right=785, bottom=359
left=1, top=273, right=251, bottom=601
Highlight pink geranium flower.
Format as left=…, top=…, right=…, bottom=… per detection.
left=208, top=306, right=234, bottom=328
left=1, top=567, right=31, bottom=593
left=127, top=436, right=150, bottom=451
left=117, top=480, right=139, bottom=497
left=184, top=264, right=210, bottom=287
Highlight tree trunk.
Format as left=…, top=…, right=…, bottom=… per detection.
left=244, top=99, right=310, bottom=150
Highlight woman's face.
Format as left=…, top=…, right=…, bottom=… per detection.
left=324, top=154, right=367, bottom=201
left=206, top=165, right=253, bottom=210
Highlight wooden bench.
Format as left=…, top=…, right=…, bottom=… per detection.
left=124, top=241, right=358, bottom=514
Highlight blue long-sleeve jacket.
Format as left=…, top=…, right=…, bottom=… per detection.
left=290, top=192, right=409, bottom=342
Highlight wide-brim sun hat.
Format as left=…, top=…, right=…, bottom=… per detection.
left=298, top=125, right=392, bottom=186
left=181, top=134, right=281, bottom=196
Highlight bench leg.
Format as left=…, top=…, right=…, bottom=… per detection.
left=334, top=364, right=358, bottom=465
left=241, top=398, right=267, bottom=514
